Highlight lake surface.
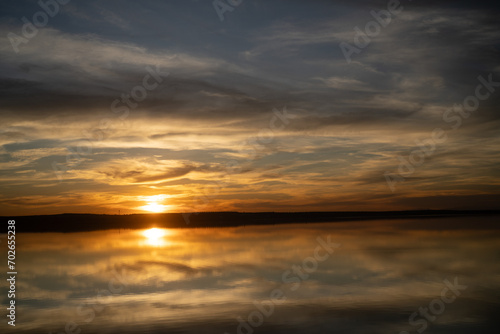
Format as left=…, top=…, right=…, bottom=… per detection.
left=2, top=216, right=500, bottom=333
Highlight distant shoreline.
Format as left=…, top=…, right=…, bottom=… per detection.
left=1, top=210, right=499, bottom=233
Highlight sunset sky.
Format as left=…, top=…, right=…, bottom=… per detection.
left=1, top=0, right=499, bottom=215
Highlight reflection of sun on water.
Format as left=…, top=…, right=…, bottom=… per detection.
left=143, top=228, right=165, bottom=239
left=142, top=228, right=169, bottom=247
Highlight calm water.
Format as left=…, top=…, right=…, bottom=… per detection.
left=2, top=216, right=500, bottom=333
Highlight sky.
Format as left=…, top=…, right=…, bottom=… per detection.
left=0, top=0, right=499, bottom=215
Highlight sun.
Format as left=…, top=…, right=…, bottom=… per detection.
left=137, top=194, right=171, bottom=213
left=140, top=202, right=165, bottom=213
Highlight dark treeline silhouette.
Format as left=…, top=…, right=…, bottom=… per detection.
left=2, top=210, right=499, bottom=233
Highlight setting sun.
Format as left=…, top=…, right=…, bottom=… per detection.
left=137, top=194, right=171, bottom=213
left=140, top=202, right=166, bottom=213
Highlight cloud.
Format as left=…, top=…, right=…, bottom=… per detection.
left=101, top=163, right=198, bottom=184
left=0, top=1, right=499, bottom=214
